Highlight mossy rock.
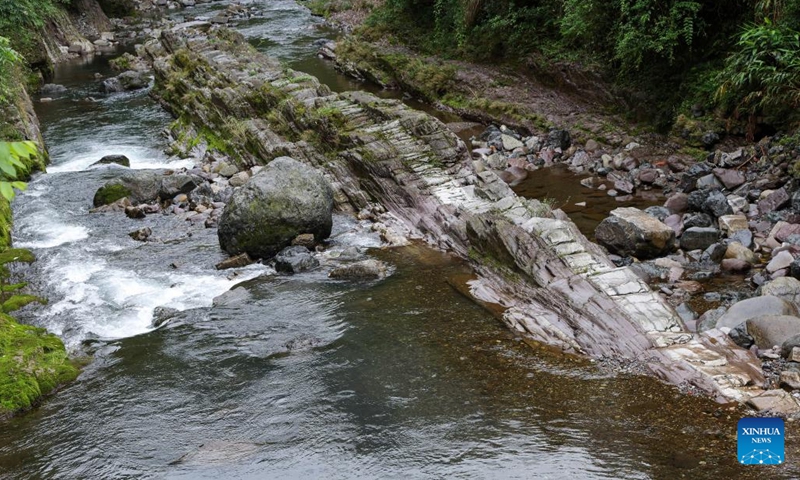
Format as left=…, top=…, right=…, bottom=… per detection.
left=672, top=114, right=725, bottom=148
left=218, top=157, right=334, bottom=259
left=0, top=313, right=78, bottom=419
left=93, top=183, right=132, bottom=207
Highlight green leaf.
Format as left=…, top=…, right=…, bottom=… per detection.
left=0, top=160, right=16, bottom=178
left=0, top=182, right=15, bottom=201
left=0, top=143, right=9, bottom=163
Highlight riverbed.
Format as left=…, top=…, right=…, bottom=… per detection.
left=1, top=1, right=798, bottom=478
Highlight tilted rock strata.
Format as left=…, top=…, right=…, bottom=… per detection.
left=144, top=26, right=771, bottom=405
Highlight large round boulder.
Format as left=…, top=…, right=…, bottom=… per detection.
left=217, top=157, right=333, bottom=259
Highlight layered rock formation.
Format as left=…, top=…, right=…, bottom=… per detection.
left=143, top=25, right=774, bottom=405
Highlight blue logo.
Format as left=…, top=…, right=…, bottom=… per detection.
left=738, top=417, right=785, bottom=465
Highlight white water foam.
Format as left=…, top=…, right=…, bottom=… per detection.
left=43, top=251, right=265, bottom=345
left=46, top=143, right=194, bottom=173
left=15, top=213, right=89, bottom=249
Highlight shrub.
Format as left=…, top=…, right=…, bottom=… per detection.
left=715, top=21, right=800, bottom=135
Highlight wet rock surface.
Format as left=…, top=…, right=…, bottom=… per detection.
left=273, top=246, right=319, bottom=274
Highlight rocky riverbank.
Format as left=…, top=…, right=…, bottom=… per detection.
left=299, top=0, right=800, bottom=413
left=83, top=19, right=794, bottom=412
left=458, top=118, right=800, bottom=407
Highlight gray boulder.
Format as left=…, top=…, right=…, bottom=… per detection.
left=160, top=173, right=201, bottom=199
left=93, top=171, right=201, bottom=207
left=92, top=154, right=130, bottom=168
left=716, top=296, right=799, bottom=330
left=93, top=171, right=162, bottom=207
left=703, top=190, right=733, bottom=218
left=745, top=315, right=800, bottom=349
left=595, top=207, right=676, bottom=259
left=217, top=157, right=333, bottom=259
left=680, top=227, right=718, bottom=251
left=780, top=334, right=800, bottom=358
left=102, top=71, right=150, bottom=93
left=761, top=277, right=800, bottom=307
left=697, top=306, right=727, bottom=333
left=152, top=306, right=180, bottom=328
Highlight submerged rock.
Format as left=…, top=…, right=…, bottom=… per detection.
left=329, top=259, right=388, bottom=280
left=128, top=227, right=152, bottom=241
left=212, top=287, right=251, bottom=307
left=273, top=246, right=319, bottom=274
left=217, top=157, right=333, bottom=259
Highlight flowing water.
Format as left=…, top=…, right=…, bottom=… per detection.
left=1, top=1, right=799, bottom=478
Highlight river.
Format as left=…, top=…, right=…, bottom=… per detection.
left=0, top=1, right=797, bottom=478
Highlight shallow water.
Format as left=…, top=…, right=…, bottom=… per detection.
left=511, top=165, right=663, bottom=238
left=1, top=1, right=798, bottom=478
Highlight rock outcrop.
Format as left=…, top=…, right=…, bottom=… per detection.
left=143, top=26, right=770, bottom=404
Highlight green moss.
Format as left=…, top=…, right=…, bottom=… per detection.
left=108, top=53, right=134, bottom=72
left=677, top=146, right=709, bottom=162
left=1, top=294, right=44, bottom=313
left=92, top=183, right=131, bottom=207
left=0, top=312, right=78, bottom=418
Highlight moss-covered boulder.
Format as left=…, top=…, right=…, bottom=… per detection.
left=0, top=313, right=78, bottom=418
left=218, top=157, right=334, bottom=259
left=93, top=171, right=163, bottom=207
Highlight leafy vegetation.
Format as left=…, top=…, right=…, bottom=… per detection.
left=0, top=142, right=35, bottom=201
left=345, top=0, right=800, bottom=131
left=0, top=0, right=72, bottom=67
left=716, top=21, right=800, bottom=137
left=0, top=36, right=21, bottom=104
